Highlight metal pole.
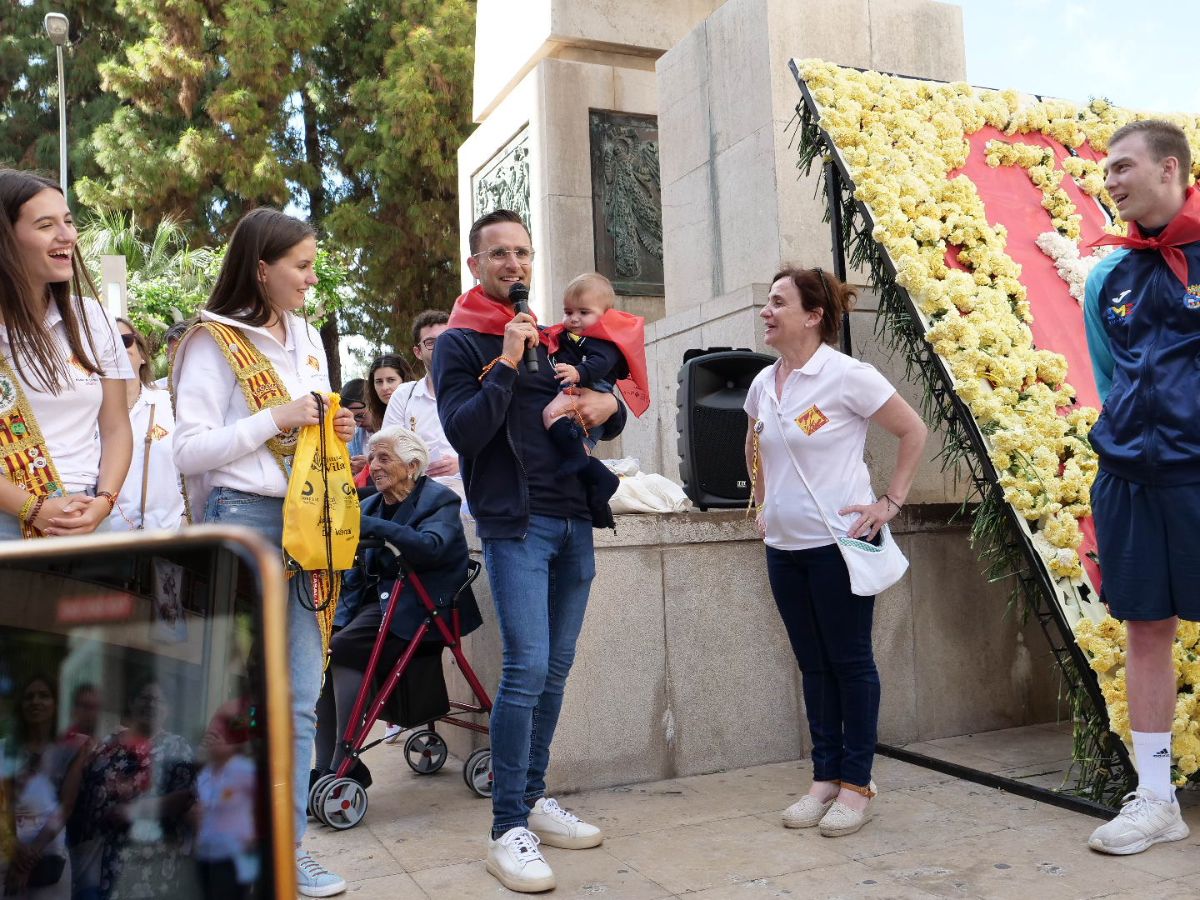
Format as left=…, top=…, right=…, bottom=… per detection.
left=56, top=44, right=67, bottom=189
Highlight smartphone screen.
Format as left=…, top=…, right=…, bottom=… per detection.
left=0, top=532, right=288, bottom=900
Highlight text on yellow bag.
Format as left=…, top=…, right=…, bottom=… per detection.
left=284, top=392, right=360, bottom=572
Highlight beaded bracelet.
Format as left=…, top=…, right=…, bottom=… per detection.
left=26, top=496, right=46, bottom=526
left=96, top=491, right=117, bottom=511
left=477, top=355, right=520, bottom=381
left=18, top=494, right=37, bottom=523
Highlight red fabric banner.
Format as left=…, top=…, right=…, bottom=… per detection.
left=949, top=127, right=1109, bottom=591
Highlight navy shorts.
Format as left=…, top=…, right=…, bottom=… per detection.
left=1091, top=470, right=1200, bottom=621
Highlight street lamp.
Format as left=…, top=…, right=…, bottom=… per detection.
left=43, top=12, right=70, bottom=190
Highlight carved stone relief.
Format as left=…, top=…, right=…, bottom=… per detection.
left=589, top=111, right=663, bottom=296
left=472, top=129, right=531, bottom=229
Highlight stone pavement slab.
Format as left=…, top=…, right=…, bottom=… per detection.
left=305, top=726, right=1200, bottom=899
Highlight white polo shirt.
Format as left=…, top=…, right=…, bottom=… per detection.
left=0, top=296, right=134, bottom=493
left=744, top=343, right=895, bottom=550
left=382, top=375, right=455, bottom=462
left=109, top=388, right=185, bottom=531
left=172, top=310, right=331, bottom=516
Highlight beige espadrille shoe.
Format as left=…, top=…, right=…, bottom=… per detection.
left=818, top=781, right=877, bottom=837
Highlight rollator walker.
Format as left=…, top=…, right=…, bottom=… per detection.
left=309, top=539, right=493, bottom=830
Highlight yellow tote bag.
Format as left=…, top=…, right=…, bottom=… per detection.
left=283, top=393, right=360, bottom=572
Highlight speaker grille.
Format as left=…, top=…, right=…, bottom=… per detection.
left=677, top=349, right=773, bottom=509
left=693, top=404, right=751, bottom=500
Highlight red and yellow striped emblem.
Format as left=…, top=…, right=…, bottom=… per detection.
left=795, top=405, right=829, bottom=436
left=0, top=355, right=66, bottom=538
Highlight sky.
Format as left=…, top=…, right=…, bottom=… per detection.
left=957, top=0, right=1199, bottom=114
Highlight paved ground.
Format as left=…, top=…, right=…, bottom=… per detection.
left=305, top=726, right=1200, bottom=899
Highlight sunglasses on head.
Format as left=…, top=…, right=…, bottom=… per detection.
left=120, top=333, right=136, bottom=349
left=343, top=401, right=367, bottom=412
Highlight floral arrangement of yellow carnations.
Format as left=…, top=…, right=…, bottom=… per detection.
left=794, top=59, right=1200, bottom=793
left=1075, top=618, right=1200, bottom=783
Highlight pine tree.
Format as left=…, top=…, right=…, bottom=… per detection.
left=72, top=0, right=476, bottom=371
left=321, top=0, right=476, bottom=351
left=74, top=0, right=339, bottom=240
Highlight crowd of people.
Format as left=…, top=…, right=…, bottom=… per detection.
left=1, top=114, right=1196, bottom=897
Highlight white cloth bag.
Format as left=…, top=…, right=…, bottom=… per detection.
left=768, top=412, right=908, bottom=596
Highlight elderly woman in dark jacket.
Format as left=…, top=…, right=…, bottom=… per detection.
left=312, top=426, right=480, bottom=785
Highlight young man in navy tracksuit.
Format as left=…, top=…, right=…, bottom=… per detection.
left=433, top=210, right=626, bottom=893
left=1084, top=119, right=1200, bottom=856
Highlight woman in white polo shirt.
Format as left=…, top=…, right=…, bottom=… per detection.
left=110, top=318, right=184, bottom=531
left=744, top=266, right=927, bottom=837
left=171, top=207, right=354, bottom=898
left=0, top=170, right=133, bottom=540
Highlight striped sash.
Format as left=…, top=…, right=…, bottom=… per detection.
left=0, top=352, right=65, bottom=539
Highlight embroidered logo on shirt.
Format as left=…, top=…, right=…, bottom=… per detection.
left=1185, top=284, right=1200, bottom=310
left=795, top=405, right=829, bottom=436
left=307, top=355, right=321, bottom=370
left=1105, top=289, right=1136, bottom=325
left=150, top=424, right=169, bottom=441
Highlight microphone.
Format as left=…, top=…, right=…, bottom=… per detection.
left=508, top=282, right=539, bottom=373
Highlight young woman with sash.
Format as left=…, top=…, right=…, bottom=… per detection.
left=109, top=318, right=184, bottom=531
left=0, top=170, right=133, bottom=540
left=171, top=208, right=355, bottom=898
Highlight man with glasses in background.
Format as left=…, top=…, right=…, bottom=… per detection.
left=383, top=310, right=460, bottom=486
left=434, top=209, right=626, bottom=893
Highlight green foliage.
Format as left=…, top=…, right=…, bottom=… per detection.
left=68, top=0, right=475, bottom=358
left=0, top=0, right=135, bottom=193
left=78, top=212, right=355, bottom=361
left=73, top=0, right=339, bottom=239
left=322, top=0, right=476, bottom=350
left=77, top=211, right=218, bottom=337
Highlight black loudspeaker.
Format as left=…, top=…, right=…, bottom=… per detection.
left=676, top=348, right=774, bottom=510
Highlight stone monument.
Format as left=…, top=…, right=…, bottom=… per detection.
left=450, top=0, right=1058, bottom=793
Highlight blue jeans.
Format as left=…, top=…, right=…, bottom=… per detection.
left=765, top=543, right=880, bottom=788
left=204, top=487, right=325, bottom=844
left=482, top=515, right=595, bottom=837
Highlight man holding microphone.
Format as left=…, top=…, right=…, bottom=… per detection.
left=434, top=209, right=626, bottom=892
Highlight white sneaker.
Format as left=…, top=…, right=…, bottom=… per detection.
left=486, top=827, right=556, bottom=893
left=1088, top=788, right=1190, bottom=855
left=528, top=796, right=604, bottom=848
left=295, top=849, right=346, bottom=897
left=383, top=723, right=403, bottom=744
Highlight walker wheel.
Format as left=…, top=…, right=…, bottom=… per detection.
left=404, top=729, right=449, bottom=775
left=319, top=777, right=369, bottom=830
left=308, top=774, right=337, bottom=825
left=463, top=748, right=493, bottom=798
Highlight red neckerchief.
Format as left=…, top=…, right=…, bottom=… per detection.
left=545, top=309, right=649, bottom=417
left=1091, top=187, right=1200, bottom=287
left=446, top=284, right=549, bottom=346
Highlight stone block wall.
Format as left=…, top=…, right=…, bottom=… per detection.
left=439, top=509, right=1060, bottom=793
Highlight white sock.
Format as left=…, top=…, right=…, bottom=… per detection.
left=1132, top=731, right=1174, bottom=802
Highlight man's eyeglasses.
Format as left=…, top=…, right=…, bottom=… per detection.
left=473, top=247, right=535, bottom=263
left=418, top=337, right=438, bottom=350
left=120, top=333, right=136, bottom=349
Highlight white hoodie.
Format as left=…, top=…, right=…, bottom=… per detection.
left=171, top=310, right=331, bottom=519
